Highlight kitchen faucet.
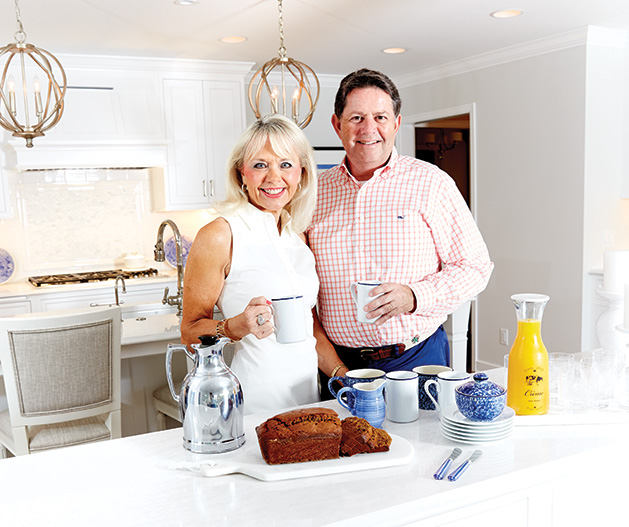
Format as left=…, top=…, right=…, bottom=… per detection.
left=90, top=275, right=126, bottom=308
left=154, top=219, right=184, bottom=316
left=114, top=275, right=126, bottom=306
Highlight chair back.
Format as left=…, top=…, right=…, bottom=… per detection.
left=0, top=306, right=121, bottom=452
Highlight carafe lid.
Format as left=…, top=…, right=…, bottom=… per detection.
left=511, top=293, right=549, bottom=320
left=198, top=335, right=220, bottom=347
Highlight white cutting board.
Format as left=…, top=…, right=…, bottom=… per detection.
left=177, top=433, right=414, bottom=482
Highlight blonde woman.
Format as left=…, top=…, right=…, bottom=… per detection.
left=181, top=115, right=320, bottom=414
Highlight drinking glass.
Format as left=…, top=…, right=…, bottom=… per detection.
left=567, top=361, right=590, bottom=412
left=592, top=348, right=626, bottom=402
left=580, top=356, right=612, bottom=409
left=548, top=353, right=574, bottom=413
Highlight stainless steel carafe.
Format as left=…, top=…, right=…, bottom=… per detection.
left=166, top=335, right=245, bottom=453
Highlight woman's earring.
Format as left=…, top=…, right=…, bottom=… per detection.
left=241, top=183, right=247, bottom=192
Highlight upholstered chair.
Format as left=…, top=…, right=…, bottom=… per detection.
left=0, top=306, right=122, bottom=456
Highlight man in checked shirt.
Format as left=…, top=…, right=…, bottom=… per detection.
left=306, top=69, right=494, bottom=398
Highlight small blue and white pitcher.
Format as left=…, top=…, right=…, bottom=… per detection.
left=337, top=379, right=386, bottom=428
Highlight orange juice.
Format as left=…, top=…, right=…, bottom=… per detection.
left=507, top=318, right=549, bottom=415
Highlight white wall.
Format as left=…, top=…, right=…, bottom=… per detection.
left=397, top=28, right=628, bottom=369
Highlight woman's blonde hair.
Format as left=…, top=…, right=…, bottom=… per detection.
left=220, top=114, right=317, bottom=233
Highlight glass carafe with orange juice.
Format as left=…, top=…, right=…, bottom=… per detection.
left=507, top=294, right=550, bottom=415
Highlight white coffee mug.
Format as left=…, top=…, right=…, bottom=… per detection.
left=424, top=371, right=471, bottom=414
left=385, top=370, right=419, bottom=423
left=271, top=295, right=306, bottom=344
left=349, top=280, right=382, bottom=324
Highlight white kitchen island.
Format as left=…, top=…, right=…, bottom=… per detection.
left=0, top=385, right=626, bottom=527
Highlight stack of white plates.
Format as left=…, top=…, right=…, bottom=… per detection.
left=440, top=405, right=516, bottom=444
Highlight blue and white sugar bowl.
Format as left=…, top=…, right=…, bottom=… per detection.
left=455, top=372, right=506, bottom=422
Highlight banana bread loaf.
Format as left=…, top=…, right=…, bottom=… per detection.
left=256, top=408, right=342, bottom=465
left=340, top=416, right=392, bottom=456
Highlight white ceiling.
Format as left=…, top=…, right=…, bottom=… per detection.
left=0, top=0, right=628, bottom=77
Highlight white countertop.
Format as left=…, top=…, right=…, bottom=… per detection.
left=0, top=377, right=627, bottom=526
left=0, top=271, right=179, bottom=299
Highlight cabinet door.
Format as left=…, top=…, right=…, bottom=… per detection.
left=203, top=80, right=244, bottom=202
left=0, top=299, right=32, bottom=316
left=162, top=79, right=210, bottom=210
left=45, top=69, right=164, bottom=142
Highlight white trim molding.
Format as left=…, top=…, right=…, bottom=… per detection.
left=394, top=26, right=627, bottom=89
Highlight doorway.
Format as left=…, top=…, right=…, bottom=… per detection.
left=415, top=114, right=470, bottom=206
left=414, top=113, right=474, bottom=370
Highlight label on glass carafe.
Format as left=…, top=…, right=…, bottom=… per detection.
left=521, top=366, right=546, bottom=412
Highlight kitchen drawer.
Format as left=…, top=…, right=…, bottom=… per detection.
left=0, top=298, right=32, bottom=317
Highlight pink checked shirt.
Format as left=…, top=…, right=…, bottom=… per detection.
left=307, top=149, right=493, bottom=349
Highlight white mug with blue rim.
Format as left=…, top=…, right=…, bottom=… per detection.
left=271, top=295, right=306, bottom=344
left=349, top=280, right=382, bottom=324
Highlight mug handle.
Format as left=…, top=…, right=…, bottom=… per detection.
left=424, top=379, right=440, bottom=412
left=328, top=376, right=344, bottom=399
left=349, top=282, right=358, bottom=305
left=268, top=303, right=277, bottom=333
left=336, top=386, right=354, bottom=412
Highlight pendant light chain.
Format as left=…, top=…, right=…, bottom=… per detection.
left=13, top=0, right=27, bottom=43
left=247, top=0, right=320, bottom=128
left=277, top=0, right=286, bottom=59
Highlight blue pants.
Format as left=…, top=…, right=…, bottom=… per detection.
left=320, top=326, right=450, bottom=400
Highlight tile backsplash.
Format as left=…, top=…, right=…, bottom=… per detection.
left=0, top=168, right=213, bottom=282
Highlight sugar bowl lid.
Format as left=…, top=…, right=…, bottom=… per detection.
left=456, top=372, right=505, bottom=397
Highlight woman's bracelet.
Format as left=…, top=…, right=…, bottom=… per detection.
left=330, top=364, right=346, bottom=377
left=216, top=318, right=241, bottom=342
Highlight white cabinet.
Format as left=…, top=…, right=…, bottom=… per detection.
left=154, top=79, right=245, bottom=211
left=8, top=65, right=169, bottom=170
left=0, top=298, right=32, bottom=316
left=44, top=68, right=165, bottom=142
left=0, top=55, right=252, bottom=207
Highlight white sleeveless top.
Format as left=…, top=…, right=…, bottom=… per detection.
left=217, top=204, right=320, bottom=415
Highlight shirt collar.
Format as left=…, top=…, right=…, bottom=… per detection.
left=339, top=147, right=400, bottom=183
left=237, top=202, right=293, bottom=234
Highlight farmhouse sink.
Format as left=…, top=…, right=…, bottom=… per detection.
left=121, top=302, right=179, bottom=321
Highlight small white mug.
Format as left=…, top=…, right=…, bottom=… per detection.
left=385, top=370, right=419, bottom=423
left=349, top=280, right=382, bottom=324
left=271, top=295, right=306, bottom=344
left=424, top=370, right=471, bottom=414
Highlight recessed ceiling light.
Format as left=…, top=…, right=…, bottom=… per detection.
left=174, top=0, right=198, bottom=5
left=490, top=9, right=523, bottom=18
left=219, top=36, right=248, bottom=44
left=382, top=47, right=407, bottom=54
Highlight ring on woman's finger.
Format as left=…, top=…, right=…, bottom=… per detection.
left=257, top=314, right=265, bottom=326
